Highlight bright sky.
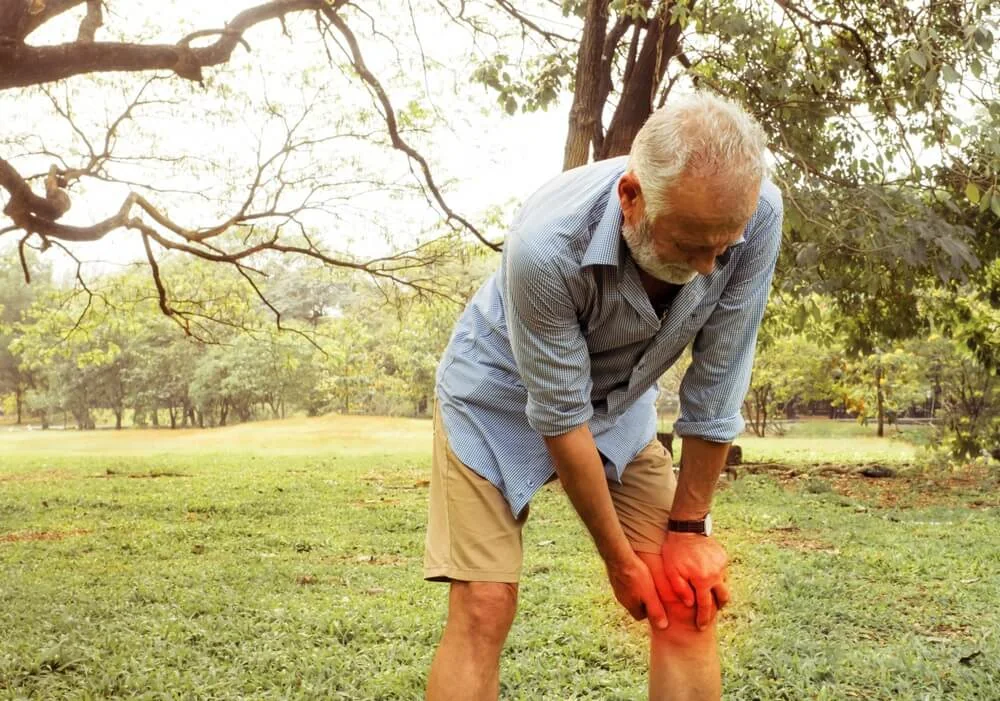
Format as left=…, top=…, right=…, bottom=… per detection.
left=0, top=1, right=575, bottom=280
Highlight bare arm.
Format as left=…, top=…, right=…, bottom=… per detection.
left=544, top=424, right=668, bottom=629
left=544, top=425, right=632, bottom=564
left=671, top=436, right=730, bottom=519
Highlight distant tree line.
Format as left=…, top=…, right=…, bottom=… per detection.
left=2, top=245, right=997, bottom=460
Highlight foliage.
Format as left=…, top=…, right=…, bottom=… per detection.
left=3, top=242, right=495, bottom=429
left=744, top=333, right=837, bottom=437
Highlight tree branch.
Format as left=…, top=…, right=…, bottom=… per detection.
left=322, top=7, right=499, bottom=251
left=77, top=0, right=102, bottom=42
left=20, top=0, right=88, bottom=41
left=0, top=0, right=347, bottom=90
left=494, top=0, right=574, bottom=45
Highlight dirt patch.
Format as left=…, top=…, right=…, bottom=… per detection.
left=0, top=529, right=91, bottom=544
left=745, top=462, right=996, bottom=509
left=351, top=497, right=402, bottom=508
left=760, top=525, right=840, bottom=554
left=91, top=469, right=187, bottom=479
left=0, top=469, right=78, bottom=483
left=826, top=468, right=994, bottom=509
left=914, top=622, right=975, bottom=642
left=336, top=553, right=410, bottom=567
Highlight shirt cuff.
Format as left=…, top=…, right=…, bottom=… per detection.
left=672, top=414, right=744, bottom=443
left=527, top=400, right=594, bottom=437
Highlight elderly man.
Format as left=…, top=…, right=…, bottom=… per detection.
left=424, top=92, right=782, bottom=700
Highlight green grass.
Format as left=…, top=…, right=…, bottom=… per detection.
left=659, top=417, right=933, bottom=466
left=2, top=417, right=998, bottom=699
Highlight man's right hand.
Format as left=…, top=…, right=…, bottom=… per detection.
left=606, top=552, right=669, bottom=630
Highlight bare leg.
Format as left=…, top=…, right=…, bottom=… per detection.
left=637, top=552, right=721, bottom=701
left=426, top=581, right=518, bottom=701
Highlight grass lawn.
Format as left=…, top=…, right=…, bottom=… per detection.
left=2, top=416, right=998, bottom=699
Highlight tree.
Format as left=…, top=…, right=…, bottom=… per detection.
left=915, top=260, right=1000, bottom=456
left=0, top=252, right=51, bottom=422
left=473, top=1, right=996, bottom=302
left=1, top=1, right=498, bottom=336
left=744, top=333, right=837, bottom=437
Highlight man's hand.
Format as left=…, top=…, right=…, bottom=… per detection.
left=606, top=552, right=669, bottom=630
left=659, top=532, right=730, bottom=631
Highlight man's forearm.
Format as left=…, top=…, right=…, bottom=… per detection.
left=671, top=437, right=731, bottom=519
left=544, top=424, right=633, bottom=566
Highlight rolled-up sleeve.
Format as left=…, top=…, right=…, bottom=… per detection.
left=503, top=239, right=593, bottom=436
left=673, top=195, right=783, bottom=442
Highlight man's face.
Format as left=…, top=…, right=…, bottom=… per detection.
left=619, top=174, right=759, bottom=284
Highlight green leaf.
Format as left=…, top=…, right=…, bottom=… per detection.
left=991, top=193, right=1000, bottom=219
left=971, top=58, right=983, bottom=78
left=980, top=189, right=993, bottom=213
left=974, top=27, right=993, bottom=51
left=941, top=64, right=960, bottom=83
left=503, top=96, right=517, bottom=116
left=908, top=48, right=927, bottom=70
left=965, top=182, right=981, bottom=204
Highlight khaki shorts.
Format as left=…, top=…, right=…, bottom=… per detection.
left=423, top=406, right=677, bottom=583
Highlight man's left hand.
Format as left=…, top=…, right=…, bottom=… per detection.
left=658, top=532, right=730, bottom=631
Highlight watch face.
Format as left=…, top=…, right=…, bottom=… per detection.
left=704, top=513, right=713, bottom=536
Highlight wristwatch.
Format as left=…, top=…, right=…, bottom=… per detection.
left=667, top=513, right=712, bottom=536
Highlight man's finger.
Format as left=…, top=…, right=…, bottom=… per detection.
left=643, top=583, right=669, bottom=630
left=650, top=570, right=673, bottom=607
left=695, top=585, right=716, bottom=631
left=668, top=574, right=695, bottom=608
left=713, top=581, right=731, bottom=610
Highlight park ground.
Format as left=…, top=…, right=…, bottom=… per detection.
left=1, top=416, right=998, bottom=700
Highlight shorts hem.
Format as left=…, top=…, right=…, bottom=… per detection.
left=628, top=541, right=664, bottom=556
left=423, top=565, right=521, bottom=584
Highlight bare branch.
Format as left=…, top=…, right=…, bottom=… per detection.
left=495, top=0, right=575, bottom=45
left=18, top=233, right=31, bottom=283
left=0, top=0, right=349, bottom=90
left=13, top=0, right=85, bottom=42
left=323, top=8, right=500, bottom=251
left=0, top=156, right=69, bottom=221
left=77, top=0, right=102, bottom=42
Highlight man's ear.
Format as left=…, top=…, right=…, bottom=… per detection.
left=618, top=173, right=642, bottom=223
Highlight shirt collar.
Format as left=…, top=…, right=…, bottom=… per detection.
left=581, top=176, right=626, bottom=269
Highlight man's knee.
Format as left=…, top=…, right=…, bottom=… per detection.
left=447, top=581, right=518, bottom=646
left=653, top=600, right=717, bottom=647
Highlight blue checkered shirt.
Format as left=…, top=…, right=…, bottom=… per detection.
left=437, top=156, right=783, bottom=517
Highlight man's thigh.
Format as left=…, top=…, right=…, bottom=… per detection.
left=609, top=438, right=677, bottom=555
left=424, top=406, right=527, bottom=583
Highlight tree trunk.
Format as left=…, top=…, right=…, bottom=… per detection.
left=875, top=360, right=885, bottom=437
left=598, top=2, right=688, bottom=160
left=14, top=385, right=23, bottom=424
left=169, top=406, right=177, bottom=429
left=114, top=409, right=122, bottom=430
left=563, top=0, right=609, bottom=169
left=151, top=407, right=160, bottom=427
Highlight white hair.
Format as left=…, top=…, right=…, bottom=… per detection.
left=626, top=91, right=769, bottom=219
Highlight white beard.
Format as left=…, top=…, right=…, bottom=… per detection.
left=622, top=217, right=698, bottom=284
